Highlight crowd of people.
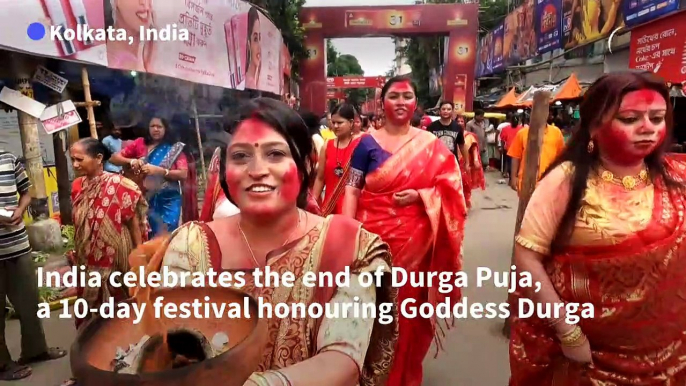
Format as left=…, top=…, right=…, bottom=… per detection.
left=0, top=71, right=684, bottom=385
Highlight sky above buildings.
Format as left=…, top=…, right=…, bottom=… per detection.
left=303, top=0, right=418, bottom=76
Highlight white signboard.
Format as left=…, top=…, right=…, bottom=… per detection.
left=40, top=101, right=81, bottom=135
left=0, top=87, right=46, bottom=118
left=33, top=66, right=68, bottom=94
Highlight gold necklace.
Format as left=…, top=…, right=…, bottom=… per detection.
left=599, top=167, right=649, bottom=190
left=238, top=210, right=303, bottom=267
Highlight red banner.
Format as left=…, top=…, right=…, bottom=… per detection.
left=327, top=76, right=386, bottom=88
left=629, top=11, right=686, bottom=84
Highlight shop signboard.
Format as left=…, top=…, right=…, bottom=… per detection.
left=629, top=11, right=686, bottom=83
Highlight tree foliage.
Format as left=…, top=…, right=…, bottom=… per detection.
left=250, top=0, right=308, bottom=80
left=326, top=41, right=372, bottom=110
left=399, top=0, right=509, bottom=108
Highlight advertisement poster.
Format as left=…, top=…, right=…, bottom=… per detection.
left=491, top=24, right=505, bottom=71
left=629, top=11, right=685, bottom=83
left=246, top=11, right=282, bottom=94
left=561, top=0, right=624, bottom=49
left=518, top=0, right=538, bottom=61
left=477, top=32, right=493, bottom=77
left=503, top=11, right=521, bottom=65
left=536, top=0, right=562, bottom=54
left=0, top=0, right=107, bottom=65
left=623, top=0, right=679, bottom=27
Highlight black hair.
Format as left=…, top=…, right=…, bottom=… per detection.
left=362, top=116, right=369, bottom=128
left=439, top=101, right=454, bottom=109
left=330, top=103, right=356, bottom=121
left=221, top=97, right=313, bottom=209
left=410, top=113, right=422, bottom=127
left=474, top=109, right=485, bottom=117
left=77, top=138, right=112, bottom=162
left=144, top=117, right=175, bottom=146
left=246, top=7, right=260, bottom=70
left=543, top=71, right=679, bottom=254
left=380, top=75, right=417, bottom=100
left=510, top=115, right=520, bottom=126
left=299, top=110, right=323, bottom=137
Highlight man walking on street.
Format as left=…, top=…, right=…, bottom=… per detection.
left=466, top=110, right=488, bottom=169
left=0, top=151, right=66, bottom=380
left=427, top=101, right=471, bottom=167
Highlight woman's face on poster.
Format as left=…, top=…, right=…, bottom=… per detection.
left=115, top=0, right=151, bottom=31
left=250, top=17, right=262, bottom=68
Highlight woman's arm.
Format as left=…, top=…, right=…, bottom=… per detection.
left=341, top=186, right=360, bottom=218
left=513, top=164, right=576, bottom=334
left=110, top=152, right=134, bottom=167
left=312, top=141, right=328, bottom=201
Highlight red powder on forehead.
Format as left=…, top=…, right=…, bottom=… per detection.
left=233, top=118, right=273, bottom=144
left=279, top=164, right=300, bottom=203
left=619, top=89, right=662, bottom=111
left=388, top=80, right=413, bottom=94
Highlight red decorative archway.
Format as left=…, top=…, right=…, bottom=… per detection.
left=299, top=4, right=479, bottom=115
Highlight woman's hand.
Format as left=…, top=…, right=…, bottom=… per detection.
left=142, top=164, right=166, bottom=176
left=560, top=339, right=593, bottom=364
left=393, top=189, right=419, bottom=207
left=129, top=159, right=144, bottom=173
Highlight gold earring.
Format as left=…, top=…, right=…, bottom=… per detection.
left=587, top=139, right=595, bottom=153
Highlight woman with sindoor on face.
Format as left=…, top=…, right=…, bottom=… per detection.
left=69, top=138, right=148, bottom=329
left=342, top=76, right=468, bottom=386
left=509, top=71, right=686, bottom=384
left=312, top=103, right=364, bottom=216
left=141, top=98, right=397, bottom=386
left=110, top=117, right=193, bottom=237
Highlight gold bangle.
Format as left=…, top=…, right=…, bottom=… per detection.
left=558, top=325, right=586, bottom=347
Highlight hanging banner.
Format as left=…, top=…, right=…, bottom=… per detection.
left=0, top=0, right=107, bottom=65
left=40, top=100, right=82, bottom=134
left=561, top=0, right=624, bottom=49
left=629, top=11, right=685, bottom=83
left=246, top=10, right=282, bottom=94
left=503, top=11, right=521, bottom=65
left=476, top=32, right=493, bottom=77
left=492, top=24, right=505, bottom=71
left=535, top=0, right=562, bottom=54
left=623, top=0, right=679, bottom=27
left=326, top=76, right=386, bottom=88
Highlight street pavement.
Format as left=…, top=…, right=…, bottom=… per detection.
left=8, top=171, right=516, bottom=385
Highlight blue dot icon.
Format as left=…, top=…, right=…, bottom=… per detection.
left=27, top=23, right=46, bottom=41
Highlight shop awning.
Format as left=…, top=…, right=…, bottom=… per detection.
left=493, top=88, right=519, bottom=108
left=514, top=73, right=583, bottom=107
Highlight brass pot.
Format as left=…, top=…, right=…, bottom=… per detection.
left=70, top=286, right=267, bottom=386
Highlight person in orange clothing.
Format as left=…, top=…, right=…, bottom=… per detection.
left=507, top=121, right=565, bottom=193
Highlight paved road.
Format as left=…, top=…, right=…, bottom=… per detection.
left=8, top=172, right=516, bottom=385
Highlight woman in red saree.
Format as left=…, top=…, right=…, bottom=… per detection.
left=343, top=76, right=468, bottom=386
left=461, top=130, right=486, bottom=208
left=313, top=103, right=363, bottom=216
left=69, top=138, right=148, bottom=329
left=510, top=72, right=686, bottom=384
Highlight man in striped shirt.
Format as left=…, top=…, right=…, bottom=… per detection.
left=0, top=151, right=66, bottom=380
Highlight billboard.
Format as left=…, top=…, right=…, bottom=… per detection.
left=536, top=0, right=563, bottom=54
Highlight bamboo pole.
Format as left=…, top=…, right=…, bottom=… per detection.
left=191, top=92, right=207, bottom=185
left=81, top=67, right=98, bottom=139
left=502, top=90, right=552, bottom=338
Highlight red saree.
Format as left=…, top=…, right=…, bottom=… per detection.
left=460, top=131, right=486, bottom=209
left=510, top=156, right=686, bottom=385
left=355, top=130, right=468, bottom=386
left=71, top=173, right=148, bottom=329
left=322, top=136, right=362, bottom=216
